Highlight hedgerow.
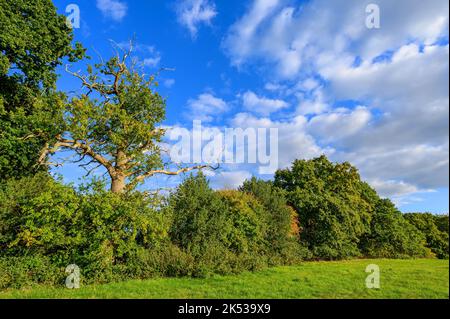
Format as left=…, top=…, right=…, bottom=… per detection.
left=0, top=158, right=442, bottom=289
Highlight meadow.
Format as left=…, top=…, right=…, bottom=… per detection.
left=1, top=259, right=448, bottom=299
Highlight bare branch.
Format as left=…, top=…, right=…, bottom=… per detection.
left=133, top=164, right=220, bottom=183
left=38, top=136, right=117, bottom=178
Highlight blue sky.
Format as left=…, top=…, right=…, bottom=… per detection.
left=52, top=0, right=449, bottom=213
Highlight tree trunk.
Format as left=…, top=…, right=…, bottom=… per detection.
left=111, top=174, right=126, bottom=193
left=111, top=149, right=128, bottom=193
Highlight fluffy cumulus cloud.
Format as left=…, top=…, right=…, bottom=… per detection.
left=222, top=0, right=449, bottom=207
left=224, top=0, right=448, bottom=77
left=175, top=0, right=217, bottom=38
left=96, top=0, right=128, bottom=22
left=186, top=93, right=228, bottom=122
left=231, top=112, right=327, bottom=170
left=241, top=91, right=289, bottom=115
left=211, top=170, right=252, bottom=189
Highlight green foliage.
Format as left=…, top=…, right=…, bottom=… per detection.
left=274, top=156, right=373, bottom=259
left=240, top=177, right=301, bottom=254
left=0, top=0, right=85, bottom=88
left=218, top=190, right=269, bottom=255
left=38, top=53, right=170, bottom=193
left=76, top=189, right=172, bottom=283
left=274, top=155, right=432, bottom=260
left=0, top=172, right=82, bottom=257
left=434, top=214, right=449, bottom=234
left=0, top=255, right=62, bottom=289
left=0, top=173, right=173, bottom=286
left=0, top=158, right=441, bottom=289
left=169, top=173, right=229, bottom=257
left=404, top=213, right=449, bottom=259
left=125, top=245, right=195, bottom=278
left=0, top=80, right=68, bottom=181
left=0, top=0, right=85, bottom=180
left=169, top=174, right=310, bottom=277
left=360, top=199, right=431, bottom=258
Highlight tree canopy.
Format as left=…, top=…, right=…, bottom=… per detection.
left=38, top=49, right=211, bottom=193
left=0, top=0, right=85, bottom=180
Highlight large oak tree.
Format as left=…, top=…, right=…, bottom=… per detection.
left=39, top=49, right=211, bottom=193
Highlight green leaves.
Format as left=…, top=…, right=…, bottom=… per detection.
left=274, top=155, right=431, bottom=260
left=0, top=0, right=85, bottom=180
left=0, top=0, right=85, bottom=89
left=274, top=156, right=372, bottom=259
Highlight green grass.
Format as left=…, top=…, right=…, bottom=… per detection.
left=1, top=259, right=448, bottom=299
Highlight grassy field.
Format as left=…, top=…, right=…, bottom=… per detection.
left=0, top=259, right=448, bottom=299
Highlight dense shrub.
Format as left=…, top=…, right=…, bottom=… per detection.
left=0, top=255, right=62, bottom=289
left=240, top=178, right=299, bottom=248
left=0, top=172, right=82, bottom=258
left=168, top=174, right=267, bottom=276
left=168, top=174, right=309, bottom=277
left=76, top=189, right=172, bottom=283
left=0, top=159, right=441, bottom=289
left=274, top=156, right=373, bottom=259
left=239, top=177, right=309, bottom=263
left=0, top=173, right=173, bottom=286
left=169, top=173, right=229, bottom=257
left=123, top=244, right=196, bottom=278
left=434, top=214, right=449, bottom=234
left=360, top=199, right=431, bottom=258
left=404, top=213, right=449, bottom=259
left=217, top=190, right=269, bottom=255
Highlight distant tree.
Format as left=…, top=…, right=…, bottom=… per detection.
left=0, top=0, right=85, bottom=180
left=361, top=200, right=431, bottom=258
left=240, top=177, right=299, bottom=253
left=434, top=214, right=449, bottom=234
left=404, top=213, right=449, bottom=259
left=37, top=50, right=212, bottom=193
left=274, top=156, right=374, bottom=259
left=169, top=173, right=229, bottom=257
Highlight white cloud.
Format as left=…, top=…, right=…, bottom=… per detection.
left=369, top=179, right=436, bottom=208
left=307, top=107, right=372, bottom=142
left=187, top=93, right=228, bottom=122
left=370, top=179, right=422, bottom=198
left=164, top=79, right=176, bottom=88
left=212, top=170, right=252, bottom=189
left=143, top=56, right=161, bottom=68
left=224, top=0, right=448, bottom=77
left=231, top=112, right=327, bottom=170
left=242, top=91, right=289, bottom=115
left=117, top=42, right=162, bottom=68
left=223, top=0, right=281, bottom=66
left=96, top=0, right=128, bottom=22
left=222, top=0, right=449, bottom=207
left=176, top=0, right=217, bottom=38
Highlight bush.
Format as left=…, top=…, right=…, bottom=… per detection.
left=274, top=156, right=373, bottom=259
left=169, top=173, right=229, bottom=258
left=124, top=244, right=195, bottom=278
left=168, top=174, right=305, bottom=276
left=217, top=190, right=269, bottom=255
left=0, top=173, right=173, bottom=285
left=404, top=213, right=449, bottom=259
left=0, top=255, right=62, bottom=289
left=0, top=172, right=82, bottom=259
left=361, top=199, right=431, bottom=258
left=240, top=177, right=300, bottom=253
left=76, top=189, right=172, bottom=283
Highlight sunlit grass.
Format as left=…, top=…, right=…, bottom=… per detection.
left=1, top=259, right=448, bottom=299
